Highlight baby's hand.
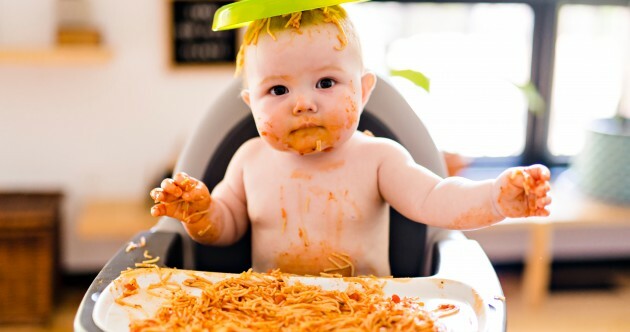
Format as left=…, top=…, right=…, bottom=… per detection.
left=150, top=172, right=211, bottom=224
left=494, top=165, right=552, bottom=218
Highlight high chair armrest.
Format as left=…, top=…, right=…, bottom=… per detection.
left=74, top=231, right=182, bottom=332
left=433, top=238, right=507, bottom=332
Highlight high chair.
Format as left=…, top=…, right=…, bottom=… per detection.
left=75, top=75, right=506, bottom=331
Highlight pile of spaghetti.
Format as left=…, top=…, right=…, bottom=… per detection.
left=122, top=269, right=455, bottom=332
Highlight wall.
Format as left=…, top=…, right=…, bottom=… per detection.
left=0, top=0, right=234, bottom=271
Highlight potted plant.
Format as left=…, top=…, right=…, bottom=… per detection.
left=571, top=78, right=630, bottom=204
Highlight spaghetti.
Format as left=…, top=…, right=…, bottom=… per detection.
left=121, top=269, right=456, bottom=332
left=236, top=6, right=350, bottom=74
left=125, top=236, right=146, bottom=252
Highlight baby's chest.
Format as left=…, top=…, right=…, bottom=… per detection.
left=243, top=163, right=381, bottom=227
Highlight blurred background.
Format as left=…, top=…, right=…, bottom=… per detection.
left=0, top=0, right=628, bottom=331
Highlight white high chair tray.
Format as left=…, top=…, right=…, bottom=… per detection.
left=93, top=268, right=489, bottom=331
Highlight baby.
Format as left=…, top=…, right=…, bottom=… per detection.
left=150, top=6, right=551, bottom=277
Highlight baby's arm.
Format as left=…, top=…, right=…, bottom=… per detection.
left=150, top=147, right=250, bottom=245
left=377, top=140, right=550, bottom=230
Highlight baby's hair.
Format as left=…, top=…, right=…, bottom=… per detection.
left=235, top=5, right=355, bottom=75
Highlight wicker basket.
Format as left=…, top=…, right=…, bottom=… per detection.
left=0, top=192, right=62, bottom=324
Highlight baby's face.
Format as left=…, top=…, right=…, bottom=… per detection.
left=241, top=23, right=374, bottom=155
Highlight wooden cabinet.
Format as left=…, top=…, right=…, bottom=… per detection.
left=0, top=192, right=62, bottom=323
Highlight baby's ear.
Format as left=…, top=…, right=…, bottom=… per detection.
left=360, top=72, right=377, bottom=106
left=240, top=89, right=251, bottom=107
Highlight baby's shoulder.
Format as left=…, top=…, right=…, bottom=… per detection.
left=232, top=137, right=267, bottom=161
left=239, top=136, right=266, bottom=151
left=350, top=131, right=410, bottom=156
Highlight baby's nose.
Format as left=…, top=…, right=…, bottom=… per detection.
left=292, top=95, right=317, bottom=115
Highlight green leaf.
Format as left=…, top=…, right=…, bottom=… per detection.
left=516, top=81, right=546, bottom=115
left=390, top=69, right=431, bottom=93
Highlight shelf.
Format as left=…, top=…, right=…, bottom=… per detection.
left=0, top=46, right=112, bottom=66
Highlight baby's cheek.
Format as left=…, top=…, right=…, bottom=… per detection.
left=324, top=99, right=359, bottom=137
left=260, top=130, right=280, bottom=144
left=343, top=97, right=359, bottom=128
left=257, top=119, right=287, bottom=150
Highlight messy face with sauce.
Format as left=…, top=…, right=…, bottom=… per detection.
left=239, top=7, right=374, bottom=155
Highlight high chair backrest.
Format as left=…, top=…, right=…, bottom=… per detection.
left=173, top=75, right=447, bottom=277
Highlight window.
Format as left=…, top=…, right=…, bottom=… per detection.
left=346, top=0, right=630, bottom=167
left=548, top=4, right=630, bottom=157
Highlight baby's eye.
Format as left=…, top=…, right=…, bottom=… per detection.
left=270, top=85, right=288, bottom=96
left=316, top=78, right=335, bottom=89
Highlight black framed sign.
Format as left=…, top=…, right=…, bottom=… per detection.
left=168, top=0, right=237, bottom=66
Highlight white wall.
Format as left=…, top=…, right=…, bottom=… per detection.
left=0, top=0, right=235, bottom=271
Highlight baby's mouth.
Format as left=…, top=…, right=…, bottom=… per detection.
left=290, top=123, right=323, bottom=133
left=287, top=126, right=330, bottom=154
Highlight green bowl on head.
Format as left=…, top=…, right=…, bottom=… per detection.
left=212, top=0, right=369, bottom=31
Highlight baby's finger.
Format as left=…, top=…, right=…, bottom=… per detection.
left=151, top=203, right=167, bottom=217
left=527, top=164, right=551, bottom=181
left=150, top=188, right=163, bottom=202
left=151, top=200, right=185, bottom=219
left=174, top=172, right=198, bottom=192
left=536, top=196, right=552, bottom=209
left=534, top=207, right=551, bottom=217
left=534, top=182, right=551, bottom=196
left=150, top=188, right=180, bottom=203
left=508, top=168, right=526, bottom=187
left=161, top=178, right=183, bottom=197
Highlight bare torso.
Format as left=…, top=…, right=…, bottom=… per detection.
left=241, top=132, right=390, bottom=276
